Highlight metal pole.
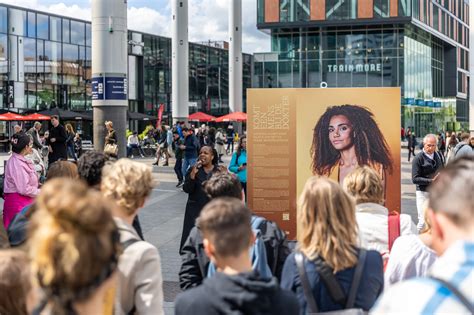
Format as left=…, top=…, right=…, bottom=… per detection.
left=469, top=2, right=473, bottom=134
left=91, top=0, right=128, bottom=157
left=229, top=0, right=243, bottom=113
left=172, top=0, right=189, bottom=125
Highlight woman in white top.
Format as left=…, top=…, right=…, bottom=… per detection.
left=343, top=166, right=417, bottom=264
left=384, top=208, right=437, bottom=287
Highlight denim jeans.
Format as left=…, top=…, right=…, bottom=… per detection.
left=127, top=144, right=145, bottom=157
left=182, top=157, right=197, bottom=178
left=416, top=190, right=429, bottom=232
left=67, top=144, right=77, bottom=161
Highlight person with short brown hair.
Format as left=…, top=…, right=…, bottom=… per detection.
left=46, top=115, right=67, bottom=164
left=175, top=198, right=299, bottom=315
left=0, top=250, right=35, bottom=315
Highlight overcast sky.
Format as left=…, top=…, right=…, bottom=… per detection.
left=0, top=0, right=270, bottom=53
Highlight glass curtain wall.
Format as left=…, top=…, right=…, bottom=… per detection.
left=257, top=25, right=404, bottom=89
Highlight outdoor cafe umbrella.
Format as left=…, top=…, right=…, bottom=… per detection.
left=215, top=111, right=247, bottom=123
left=188, top=112, right=216, bottom=122
left=22, top=113, right=51, bottom=121
left=0, top=112, right=25, bottom=121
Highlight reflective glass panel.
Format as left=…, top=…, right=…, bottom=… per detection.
left=37, top=14, right=49, bottom=40
left=71, top=20, right=85, bottom=45
left=50, top=17, right=61, bottom=42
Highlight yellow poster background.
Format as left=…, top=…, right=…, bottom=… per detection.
left=296, top=88, right=401, bottom=214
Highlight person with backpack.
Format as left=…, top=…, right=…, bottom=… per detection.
left=373, top=156, right=474, bottom=314
left=452, top=133, right=474, bottom=160
left=343, top=166, right=416, bottom=266
left=101, top=159, right=164, bottom=315
left=175, top=198, right=299, bottom=315
left=412, top=134, right=445, bottom=232
left=281, top=176, right=383, bottom=314
left=229, top=136, right=247, bottom=197
left=179, top=172, right=290, bottom=290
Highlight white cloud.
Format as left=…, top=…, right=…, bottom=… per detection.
left=0, top=0, right=270, bottom=53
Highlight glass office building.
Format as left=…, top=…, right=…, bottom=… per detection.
left=0, top=4, right=252, bottom=130
left=255, top=0, right=470, bottom=135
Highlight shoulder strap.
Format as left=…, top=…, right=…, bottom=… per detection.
left=345, top=249, right=367, bottom=308
left=430, top=276, right=474, bottom=313
left=388, top=212, right=401, bottom=251
left=313, top=257, right=347, bottom=306
left=122, top=238, right=140, bottom=250
left=295, top=252, right=319, bottom=313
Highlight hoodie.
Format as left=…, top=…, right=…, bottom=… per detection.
left=175, top=270, right=299, bottom=315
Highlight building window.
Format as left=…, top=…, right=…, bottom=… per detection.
left=374, top=0, right=390, bottom=18
left=27, top=12, right=36, bottom=38
left=326, top=0, right=357, bottom=20
left=50, top=17, right=61, bottom=42
left=70, top=20, right=85, bottom=45
left=8, top=8, right=27, bottom=36
left=63, top=19, right=70, bottom=43
left=0, top=7, right=7, bottom=33
left=398, top=0, right=411, bottom=16
left=37, top=14, right=49, bottom=40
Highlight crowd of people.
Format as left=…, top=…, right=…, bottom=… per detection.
left=0, top=121, right=472, bottom=314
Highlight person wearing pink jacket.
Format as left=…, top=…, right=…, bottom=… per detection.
left=3, top=132, right=39, bottom=229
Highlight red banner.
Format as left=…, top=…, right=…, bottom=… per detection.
left=157, top=104, right=164, bottom=127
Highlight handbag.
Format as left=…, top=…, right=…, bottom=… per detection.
left=295, top=250, right=367, bottom=314
left=104, top=143, right=118, bottom=155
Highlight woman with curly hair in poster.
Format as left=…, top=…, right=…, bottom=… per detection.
left=311, top=105, right=394, bottom=193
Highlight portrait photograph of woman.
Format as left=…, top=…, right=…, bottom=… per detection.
left=311, top=104, right=394, bottom=191
left=296, top=88, right=401, bottom=213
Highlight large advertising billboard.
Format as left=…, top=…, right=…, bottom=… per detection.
left=247, top=88, right=401, bottom=239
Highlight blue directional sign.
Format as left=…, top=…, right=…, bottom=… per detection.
left=415, top=99, right=425, bottom=106
left=105, top=77, right=127, bottom=100
left=425, top=100, right=433, bottom=107
left=91, top=77, right=104, bottom=100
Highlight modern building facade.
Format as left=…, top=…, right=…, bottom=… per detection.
left=0, top=4, right=252, bottom=134
left=254, top=0, right=470, bottom=136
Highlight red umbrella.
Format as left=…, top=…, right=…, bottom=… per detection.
left=215, top=111, right=247, bottom=123
left=0, top=112, right=25, bottom=121
left=189, top=111, right=216, bottom=122
left=22, top=113, right=51, bottom=121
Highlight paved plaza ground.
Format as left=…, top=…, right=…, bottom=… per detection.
left=0, top=146, right=418, bottom=314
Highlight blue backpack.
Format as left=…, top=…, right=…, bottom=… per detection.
left=207, top=215, right=273, bottom=279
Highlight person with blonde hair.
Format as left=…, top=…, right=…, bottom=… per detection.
left=28, top=178, right=121, bottom=315
left=343, top=166, right=416, bottom=264
left=65, top=123, right=77, bottom=161
left=281, top=176, right=383, bottom=314
left=0, top=250, right=36, bottom=315
left=101, top=159, right=164, bottom=315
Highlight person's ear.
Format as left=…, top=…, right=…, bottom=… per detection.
left=203, top=238, right=217, bottom=263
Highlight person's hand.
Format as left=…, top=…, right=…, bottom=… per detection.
left=179, top=145, right=186, bottom=150
left=190, top=163, right=200, bottom=180
left=238, top=164, right=247, bottom=171
left=50, top=138, right=56, bottom=143
left=48, top=146, right=53, bottom=153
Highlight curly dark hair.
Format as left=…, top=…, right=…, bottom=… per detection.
left=77, top=151, right=111, bottom=187
left=311, top=105, right=393, bottom=176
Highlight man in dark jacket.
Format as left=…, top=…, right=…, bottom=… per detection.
left=179, top=172, right=290, bottom=290
left=175, top=198, right=299, bottom=315
left=412, top=133, right=444, bottom=232
left=180, top=127, right=199, bottom=177
left=46, top=115, right=67, bottom=165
